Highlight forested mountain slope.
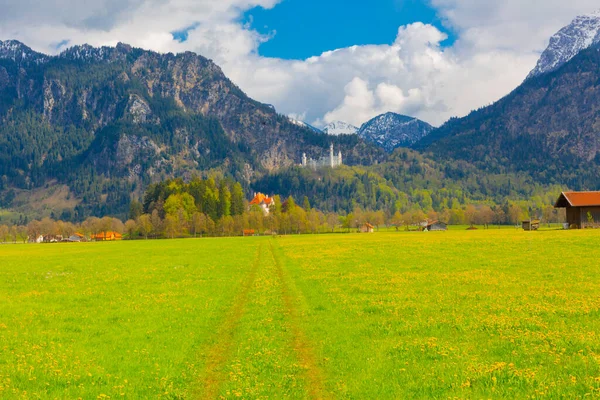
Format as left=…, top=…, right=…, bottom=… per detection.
left=0, top=41, right=383, bottom=218
left=416, top=44, right=600, bottom=190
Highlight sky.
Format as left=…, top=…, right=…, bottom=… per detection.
left=0, top=0, right=598, bottom=128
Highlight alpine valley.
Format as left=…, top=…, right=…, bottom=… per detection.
left=1, top=9, right=600, bottom=221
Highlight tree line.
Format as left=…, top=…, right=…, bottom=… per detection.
left=0, top=177, right=568, bottom=243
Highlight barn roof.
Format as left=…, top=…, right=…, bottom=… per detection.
left=555, top=192, right=600, bottom=208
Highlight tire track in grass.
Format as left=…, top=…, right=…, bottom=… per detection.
left=269, top=240, right=329, bottom=399
left=191, top=243, right=263, bottom=399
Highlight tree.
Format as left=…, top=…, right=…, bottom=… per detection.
left=508, top=204, right=523, bottom=226
left=326, top=213, right=338, bottom=233
left=302, top=196, right=311, bottom=211
left=218, top=181, right=231, bottom=218
left=464, top=205, right=478, bottom=228
left=390, top=211, right=404, bottom=231
left=190, top=212, right=203, bottom=238
left=164, top=215, right=179, bottom=239
left=27, top=220, right=41, bottom=242
left=478, top=206, right=495, bottom=229
left=230, top=183, right=245, bottom=216
left=542, top=205, right=556, bottom=227
left=129, top=200, right=144, bottom=220
left=151, top=210, right=163, bottom=237
left=18, top=225, right=28, bottom=243
left=137, top=214, right=152, bottom=239
left=125, top=220, right=138, bottom=239
left=0, top=225, right=8, bottom=243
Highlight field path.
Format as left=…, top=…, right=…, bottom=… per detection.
left=191, top=243, right=263, bottom=399
left=269, top=240, right=329, bottom=400
left=191, top=240, right=328, bottom=399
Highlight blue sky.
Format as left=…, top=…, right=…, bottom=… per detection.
left=2, top=0, right=594, bottom=127
left=243, top=0, right=455, bottom=60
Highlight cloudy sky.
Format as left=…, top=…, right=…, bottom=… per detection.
left=1, top=0, right=598, bottom=127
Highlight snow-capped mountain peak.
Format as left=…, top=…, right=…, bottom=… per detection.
left=528, top=10, right=600, bottom=79
left=0, top=40, right=47, bottom=64
left=322, top=121, right=359, bottom=136
left=358, top=112, right=433, bottom=152
left=288, top=117, right=323, bottom=134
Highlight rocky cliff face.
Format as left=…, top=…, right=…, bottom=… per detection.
left=0, top=41, right=383, bottom=216
left=527, top=10, right=600, bottom=79
left=322, top=121, right=359, bottom=136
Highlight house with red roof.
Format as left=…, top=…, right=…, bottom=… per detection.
left=249, top=193, right=275, bottom=215
left=554, top=191, right=600, bottom=229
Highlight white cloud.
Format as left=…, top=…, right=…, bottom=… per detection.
left=0, top=0, right=597, bottom=127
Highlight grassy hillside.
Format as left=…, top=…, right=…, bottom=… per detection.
left=2, top=231, right=600, bottom=398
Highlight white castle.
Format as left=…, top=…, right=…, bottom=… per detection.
left=301, top=144, right=343, bottom=169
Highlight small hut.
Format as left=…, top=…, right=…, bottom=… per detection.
left=522, top=220, right=540, bottom=231
left=243, top=229, right=256, bottom=237
left=426, top=221, right=448, bottom=231
left=360, top=223, right=375, bottom=233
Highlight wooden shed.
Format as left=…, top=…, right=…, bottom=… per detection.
left=360, top=223, right=374, bottom=233
left=522, top=220, right=540, bottom=231
left=554, top=191, right=600, bottom=229
left=426, top=221, right=448, bottom=231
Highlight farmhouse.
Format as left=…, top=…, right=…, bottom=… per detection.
left=554, top=191, right=600, bottom=229
left=93, top=231, right=123, bottom=241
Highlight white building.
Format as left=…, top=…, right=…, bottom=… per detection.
left=301, top=144, right=343, bottom=169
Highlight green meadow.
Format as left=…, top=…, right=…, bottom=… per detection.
left=2, top=230, right=600, bottom=398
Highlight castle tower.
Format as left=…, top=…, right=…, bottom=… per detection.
left=329, top=143, right=334, bottom=167
left=338, top=150, right=342, bottom=166
left=302, top=153, right=307, bottom=166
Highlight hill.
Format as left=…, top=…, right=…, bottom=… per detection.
left=416, top=43, right=600, bottom=190
left=0, top=41, right=383, bottom=218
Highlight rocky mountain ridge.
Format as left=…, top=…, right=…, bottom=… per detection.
left=528, top=10, right=600, bottom=79
left=322, top=121, right=359, bottom=135
left=0, top=40, right=383, bottom=217
left=357, top=112, right=433, bottom=152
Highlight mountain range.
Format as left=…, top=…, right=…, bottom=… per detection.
left=312, top=113, right=434, bottom=152
left=0, top=40, right=383, bottom=218
left=1, top=9, right=600, bottom=220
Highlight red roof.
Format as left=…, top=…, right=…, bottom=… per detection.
left=555, top=192, right=600, bottom=208
left=250, top=193, right=273, bottom=206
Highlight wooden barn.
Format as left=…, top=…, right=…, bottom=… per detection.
left=554, top=191, right=600, bottom=229
left=426, top=221, right=448, bottom=231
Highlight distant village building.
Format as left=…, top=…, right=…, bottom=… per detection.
left=360, top=223, right=375, bottom=233
left=301, top=144, right=343, bottom=169
left=93, top=231, right=123, bottom=241
left=555, top=191, right=600, bottom=229
left=249, top=193, right=274, bottom=215
left=425, top=221, right=448, bottom=231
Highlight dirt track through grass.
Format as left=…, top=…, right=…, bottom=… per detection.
left=270, top=240, right=328, bottom=400
left=192, top=244, right=263, bottom=399
left=193, top=239, right=326, bottom=399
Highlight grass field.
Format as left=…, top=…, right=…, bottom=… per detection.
left=2, top=229, right=600, bottom=398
